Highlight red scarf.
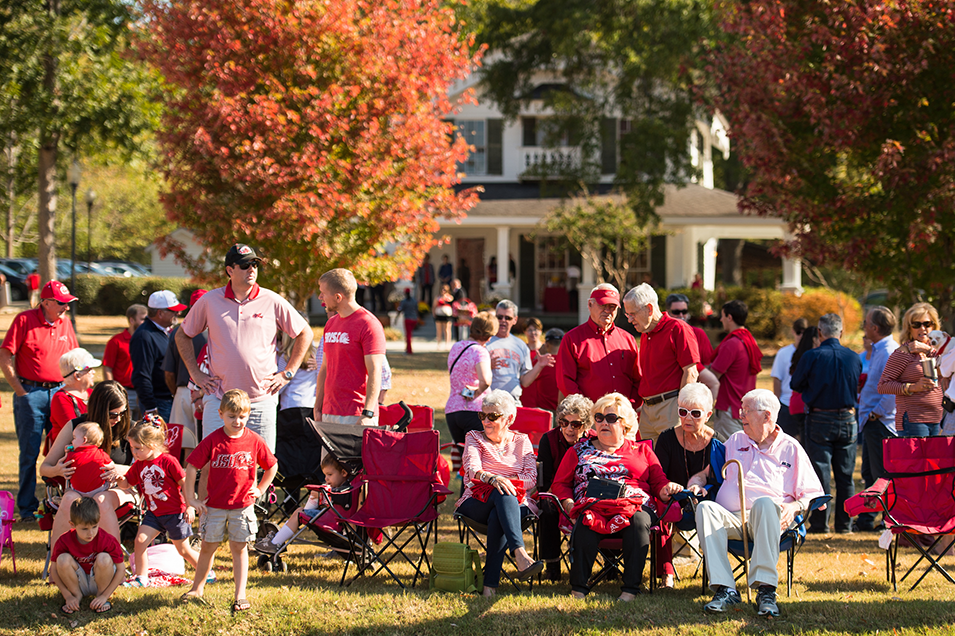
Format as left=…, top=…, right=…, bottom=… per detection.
left=470, top=479, right=526, bottom=503
left=570, top=497, right=644, bottom=534
left=723, top=327, right=762, bottom=375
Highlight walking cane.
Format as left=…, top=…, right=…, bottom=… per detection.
left=722, top=458, right=751, bottom=602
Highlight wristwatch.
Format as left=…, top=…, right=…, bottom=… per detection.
left=283, top=370, right=294, bottom=381
left=361, top=409, right=375, bottom=419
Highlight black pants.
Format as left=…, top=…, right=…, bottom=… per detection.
left=446, top=410, right=482, bottom=445
left=570, top=507, right=655, bottom=595
left=539, top=498, right=562, bottom=576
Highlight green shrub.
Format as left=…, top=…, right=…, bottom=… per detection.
left=74, top=275, right=201, bottom=315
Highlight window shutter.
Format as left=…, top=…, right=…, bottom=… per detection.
left=523, top=117, right=537, bottom=147
left=487, top=119, right=503, bottom=175
left=601, top=117, right=617, bottom=174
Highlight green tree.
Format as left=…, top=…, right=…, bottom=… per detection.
left=0, top=1, right=159, bottom=281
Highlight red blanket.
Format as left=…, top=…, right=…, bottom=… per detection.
left=470, top=479, right=526, bottom=503
left=570, top=497, right=644, bottom=534
left=724, top=327, right=763, bottom=375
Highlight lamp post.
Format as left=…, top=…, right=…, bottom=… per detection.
left=85, top=189, right=96, bottom=269
left=67, top=160, right=81, bottom=331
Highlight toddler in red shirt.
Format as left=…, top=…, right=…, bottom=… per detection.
left=51, top=497, right=125, bottom=614
left=181, top=390, right=277, bottom=613
left=66, top=423, right=116, bottom=496
left=117, top=419, right=201, bottom=587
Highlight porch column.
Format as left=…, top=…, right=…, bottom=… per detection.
left=780, top=255, right=803, bottom=296
left=493, top=226, right=512, bottom=300
left=577, top=256, right=596, bottom=325
left=703, top=237, right=718, bottom=291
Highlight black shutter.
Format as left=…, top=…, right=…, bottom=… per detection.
left=601, top=117, right=617, bottom=174
left=523, top=117, right=537, bottom=146
left=487, top=119, right=503, bottom=175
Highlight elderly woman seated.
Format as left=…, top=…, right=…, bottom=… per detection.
left=455, top=389, right=544, bottom=596
left=551, top=392, right=683, bottom=600
left=538, top=393, right=594, bottom=581
left=653, top=383, right=725, bottom=587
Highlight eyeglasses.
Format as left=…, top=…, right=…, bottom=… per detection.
left=108, top=409, right=127, bottom=420
left=478, top=412, right=505, bottom=422
left=669, top=309, right=689, bottom=316
left=912, top=320, right=934, bottom=329
left=495, top=315, right=515, bottom=322
left=593, top=412, right=622, bottom=424
left=65, top=366, right=92, bottom=378
left=558, top=418, right=585, bottom=430
left=237, top=262, right=258, bottom=270
left=678, top=407, right=704, bottom=419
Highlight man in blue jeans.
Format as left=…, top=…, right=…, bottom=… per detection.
left=791, top=313, right=862, bottom=533
left=0, top=281, right=79, bottom=520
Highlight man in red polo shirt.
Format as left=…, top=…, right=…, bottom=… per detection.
left=556, top=284, right=640, bottom=410
left=102, top=303, right=147, bottom=419
left=0, top=281, right=79, bottom=520
left=623, top=283, right=701, bottom=444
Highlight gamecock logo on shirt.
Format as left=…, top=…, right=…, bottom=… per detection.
left=211, top=452, right=255, bottom=469
left=324, top=332, right=350, bottom=345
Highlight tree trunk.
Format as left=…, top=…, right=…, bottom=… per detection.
left=37, top=134, right=58, bottom=285
left=3, top=134, right=15, bottom=258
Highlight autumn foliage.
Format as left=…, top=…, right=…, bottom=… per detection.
left=704, top=1, right=955, bottom=311
left=138, top=0, right=480, bottom=307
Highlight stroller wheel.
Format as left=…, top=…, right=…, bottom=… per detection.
left=275, top=557, right=288, bottom=573
left=257, top=554, right=271, bottom=571
left=263, top=559, right=274, bottom=573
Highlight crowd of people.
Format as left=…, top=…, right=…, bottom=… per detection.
left=3, top=249, right=951, bottom=617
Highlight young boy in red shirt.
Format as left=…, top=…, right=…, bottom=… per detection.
left=51, top=497, right=125, bottom=614
left=181, top=389, right=277, bottom=613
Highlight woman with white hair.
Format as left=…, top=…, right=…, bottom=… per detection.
left=552, top=392, right=683, bottom=600
left=46, top=348, right=101, bottom=454
left=652, top=383, right=725, bottom=587
left=456, top=389, right=543, bottom=596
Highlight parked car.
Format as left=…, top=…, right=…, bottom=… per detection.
left=96, top=261, right=147, bottom=277
left=0, top=258, right=37, bottom=278
left=0, top=263, right=28, bottom=301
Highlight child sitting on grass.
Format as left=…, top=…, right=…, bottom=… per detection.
left=253, top=453, right=354, bottom=554
left=117, top=419, right=202, bottom=587
left=67, top=422, right=116, bottom=496
left=181, top=389, right=277, bottom=614
left=51, top=496, right=125, bottom=615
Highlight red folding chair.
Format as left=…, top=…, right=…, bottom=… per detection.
left=845, top=435, right=955, bottom=591
left=512, top=407, right=552, bottom=455
left=0, top=491, right=16, bottom=573
left=378, top=402, right=434, bottom=431
left=164, top=423, right=184, bottom=461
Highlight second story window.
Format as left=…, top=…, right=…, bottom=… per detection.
left=454, top=119, right=502, bottom=176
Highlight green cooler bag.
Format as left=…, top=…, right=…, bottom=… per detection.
left=429, top=542, right=483, bottom=593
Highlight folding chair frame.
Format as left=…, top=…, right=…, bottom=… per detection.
left=887, top=532, right=955, bottom=592
left=454, top=510, right=539, bottom=591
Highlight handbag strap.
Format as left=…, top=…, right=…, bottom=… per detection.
left=449, top=342, right=477, bottom=375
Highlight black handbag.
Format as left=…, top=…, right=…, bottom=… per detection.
left=586, top=477, right=625, bottom=500
left=943, top=395, right=955, bottom=414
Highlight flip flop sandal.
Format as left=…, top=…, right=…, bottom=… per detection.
left=180, top=592, right=209, bottom=606
left=61, top=605, right=78, bottom=615
left=93, top=601, right=112, bottom=614
left=231, top=599, right=251, bottom=614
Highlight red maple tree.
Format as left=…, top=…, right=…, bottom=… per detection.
left=703, top=0, right=955, bottom=311
left=138, top=0, right=480, bottom=308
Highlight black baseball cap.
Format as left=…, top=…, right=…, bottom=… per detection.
left=225, top=243, right=263, bottom=268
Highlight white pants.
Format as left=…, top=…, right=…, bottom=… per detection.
left=696, top=497, right=782, bottom=590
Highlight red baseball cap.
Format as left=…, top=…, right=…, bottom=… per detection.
left=590, top=288, right=620, bottom=306
left=40, top=281, right=78, bottom=303
left=190, top=289, right=208, bottom=307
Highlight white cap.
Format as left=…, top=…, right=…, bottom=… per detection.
left=147, top=290, right=187, bottom=311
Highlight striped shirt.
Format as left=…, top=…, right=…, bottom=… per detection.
left=877, top=347, right=943, bottom=430
left=457, top=429, right=536, bottom=507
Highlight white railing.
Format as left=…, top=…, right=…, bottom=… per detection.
left=520, top=146, right=581, bottom=178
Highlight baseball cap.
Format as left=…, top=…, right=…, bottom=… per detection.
left=190, top=289, right=208, bottom=307
left=40, top=281, right=78, bottom=303
left=544, top=328, right=565, bottom=343
left=225, top=243, right=262, bottom=268
left=590, top=288, right=620, bottom=306
left=64, top=349, right=102, bottom=377
left=148, top=290, right=187, bottom=312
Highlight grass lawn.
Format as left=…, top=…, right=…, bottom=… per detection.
left=0, top=315, right=953, bottom=635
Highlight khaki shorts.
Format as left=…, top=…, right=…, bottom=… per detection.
left=199, top=506, right=257, bottom=544
left=77, top=563, right=116, bottom=597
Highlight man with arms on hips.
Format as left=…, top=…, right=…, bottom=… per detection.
left=486, top=299, right=554, bottom=405
left=623, top=283, right=701, bottom=444
left=177, top=244, right=313, bottom=450
left=855, top=306, right=899, bottom=532
left=0, top=280, right=79, bottom=520
left=556, top=284, right=640, bottom=409
left=130, top=290, right=185, bottom=424
left=770, top=318, right=808, bottom=440
left=164, top=289, right=208, bottom=449
left=708, top=300, right=763, bottom=441
left=314, top=268, right=386, bottom=426
left=790, top=313, right=862, bottom=534
left=103, top=303, right=147, bottom=419
left=696, top=389, right=823, bottom=618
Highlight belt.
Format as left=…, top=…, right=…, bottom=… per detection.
left=18, top=377, right=61, bottom=389
left=811, top=407, right=855, bottom=413
left=643, top=390, right=679, bottom=406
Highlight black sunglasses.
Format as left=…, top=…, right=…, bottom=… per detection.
left=558, top=418, right=585, bottom=430
left=495, top=315, right=514, bottom=322
left=593, top=412, right=622, bottom=424
left=237, top=262, right=258, bottom=270
left=912, top=320, right=934, bottom=329
left=679, top=407, right=705, bottom=419
left=669, top=309, right=689, bottom=316
left=478, top=412, right=505, bottom=422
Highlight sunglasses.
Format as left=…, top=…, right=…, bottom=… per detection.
left=912, top=320, right=934, bottom=329
left=558, top=418, right=585, bottom=430
left=237, top=262, right=258, bottom=270
left=46, top=299, right=68, bottom=306
left=669, top=309, right=689, bottom=316
left=679, top=407, right=705, bottom=419
left=593, top=412, right=622, bottom=424
left=64, top=366, right=92, bottom=378
left=495, top=315, right=515, bottom=322
left=478, top=412, right=505, bottom=422
left=108, top=409, right=127, bottom=420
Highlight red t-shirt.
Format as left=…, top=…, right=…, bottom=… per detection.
left=523, top=356, right=559, bottom=412
left=126, top=453, right=187, bottom=515
left=186, top=427, right=276, bottom=510
left=47, top=390, right=89, bottom=455
left=67, top=444, right=114, bottom=493
left=52, top=528, right=124, bottom=574
left=0, top=307, right=78, bottom=382
left=693, top=325, right=714, bottom=366
left=103, top=329, right=134, bottom=388
left=637, top=313, right=701, bottom=398
left=711, top=335, right=758, bottom=417
left=321, top=308, right=386, bottom=417
left=556, top=320, right=641, bottom=408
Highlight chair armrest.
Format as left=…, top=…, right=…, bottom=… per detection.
left=859, top=478, right=891, bottom=499
left=432, top=483, right=454, bottom=496
left=538, top=492, right=574, bottom=524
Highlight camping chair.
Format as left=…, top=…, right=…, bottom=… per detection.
left=379, top=402, right=434, bottom=431
left=0, top=491, right=16, bottom=573
left=313, top=428, right=451, bottom=588
left=511, top=407, right=552, bottom=455
left=454, top=503, right=540, bottom=592
left=844, top=435, right=955, bottom=592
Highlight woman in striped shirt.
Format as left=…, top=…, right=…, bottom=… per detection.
left=456, top=389, right=543, bottom=596
left=878, top=303, right=943, bottom=436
